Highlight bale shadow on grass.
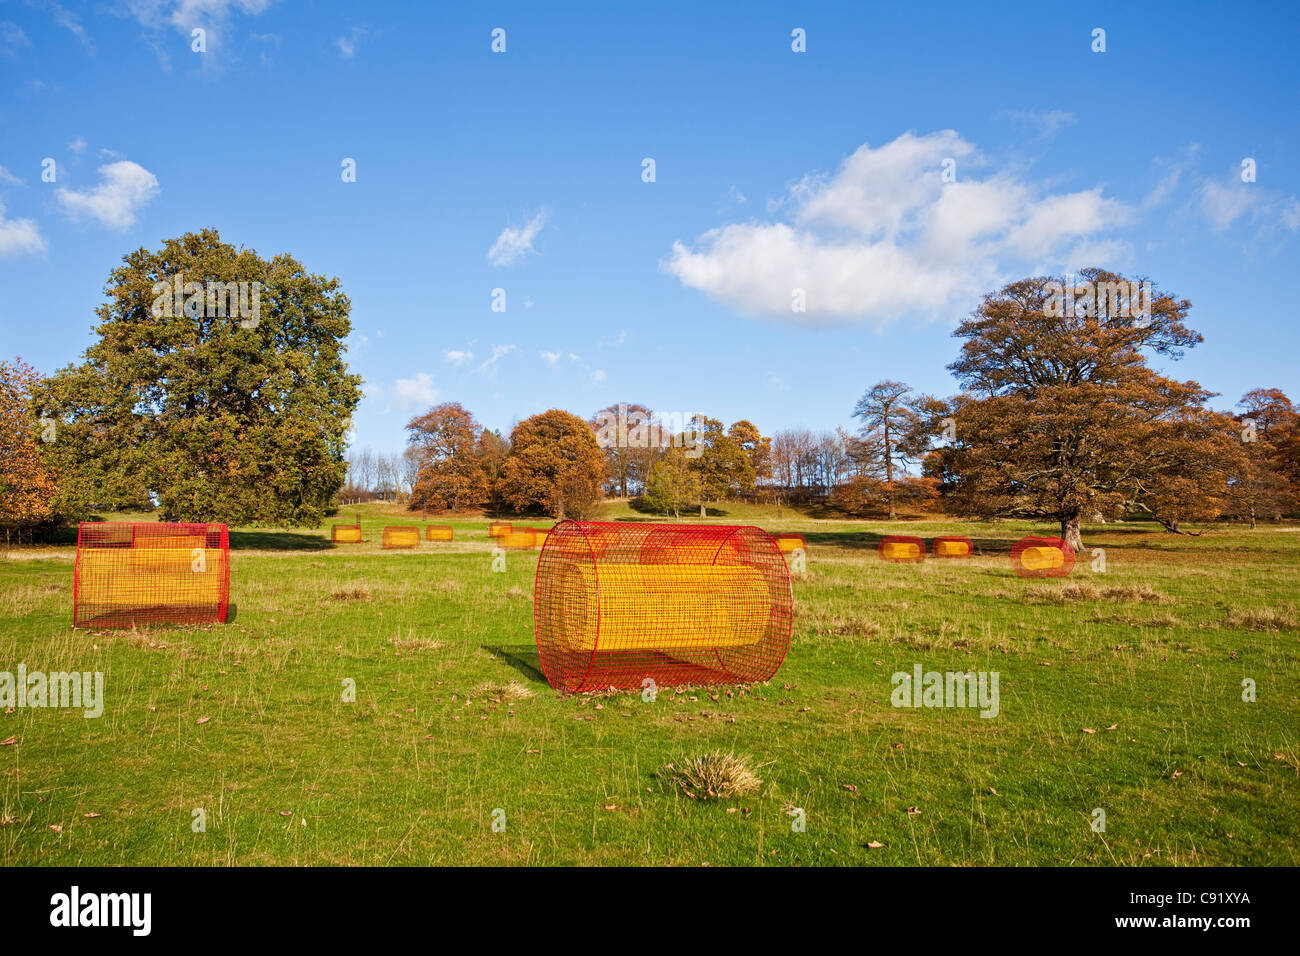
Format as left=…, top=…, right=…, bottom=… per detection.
left=481, top=643, right=548, bottom=685
left=228, top=530, right=333, bottom=552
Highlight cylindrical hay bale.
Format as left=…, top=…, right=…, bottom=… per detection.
left=932, top=535, right=974, bottom=558
left=382, top=526, right=420, bottom=549
left=1010, top=536, right=1075, bottom=578
left=535, top=521, right=793, bottom=693
left=530, top=527, right=551, bottom=549
left=488, top=522, right=512, bottom=538
left=332, top=524, right=363, bottom=543
left=425, top=525, right=454, bottom=542
left=879, top=535, right=926, bottom=563
left=73, top=522, right=230, bottom=628
left=500, top=529, right=537, bottom=550
left=773, top=533, right=807, bottom=554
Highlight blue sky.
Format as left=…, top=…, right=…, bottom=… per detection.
left=1, top=0, right=1297, bottom=456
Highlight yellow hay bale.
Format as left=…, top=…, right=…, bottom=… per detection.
left=332, top=525, right=363, bottom=543
left=383, top=527, right=420, bottom=549
left=78, top=548, right=228, bottom=608
left=934, top=539, right=971, bottom=557
left=500, top=530, right=536, bottom=549
left=549, top=564, right=770, bottom=653
left=775, top=537, right=805, bottom=553
left=488, top=522, right=512, bottom=537
left=425, top=525, right=454, bottom=542
left=881, top=541, right=922, bottom=561
left=1021, top=545, right=1065, bottom=571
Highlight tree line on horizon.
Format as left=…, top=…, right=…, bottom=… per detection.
left=0, top=230, right=1296, bottom=549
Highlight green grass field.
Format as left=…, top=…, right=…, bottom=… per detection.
left=2, top=503, right=1297, bottom=866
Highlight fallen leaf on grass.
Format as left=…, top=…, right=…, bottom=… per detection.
left=196, top=716, right=210, bottom=725
left=1082, top=728, right=1096, bottom=734
left=0, top=736, right=16, bottom=746
left=49, top=825, right=62, bottom=833
left=603, top=804, right=617, bottom=811
left=83, top=812, right=100, bottom=819
left=989, top=787, right=998, bottom=795
left=1105, top=724, right=1118, bottom=731
left=1171, top=770, right=1183, bottom=779
left=905, top=806, right=921, bottom=817
left=842, top=784, right=858, bottom=792
left=866, top=840, right=884, bottom=849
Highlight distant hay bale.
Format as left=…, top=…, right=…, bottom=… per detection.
left=488, top=522, right=512, bottom=538
left=932, top=536, right=973, bottom=558
left=879, top=536, right=926, bottom=563
left=332, top=524, right=363, bottom=544
left=425, top=525, right=454, bottom=542
left=382, top=526, right=420, bottom=549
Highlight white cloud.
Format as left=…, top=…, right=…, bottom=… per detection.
left=475, top=344, right=516, bottom=376
left=28, top=1, right=91, bottom=49
left=390, top=372, right=437, bottom=411
left=591, top=369, right=606, bottom=385
left=444, top=349, right=474, bottom=365
left=1199, top=179, right=1260, bottom=231
left=487, top=208, right=548, bottom=266
left=539, top=350, right=561, bottom=366
left=0, top=200, right=47, bottom=257
left=56, top=161, right=160, bottom=230
left=1281, top=198, right=1300, bottom=232
left=664, top=130, right=1134, bottom=324
left=123, top=0, right=273, bottom=65
left=336, top=25, right=368, bottom=58
left=0, top=166, right=23, bottom=186
left=1003, top=109, right=1077, bottom=140
left=67, top=136, right=86, bottom=154
left=1, top=20, right=30, bottom=54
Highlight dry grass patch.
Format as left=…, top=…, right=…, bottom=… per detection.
left=1223, top=607, right=1299, bottom=632
left=389, top=631, right=444, bottom=653
left=474, top=679, right=535, bottom=701
left=329, top=586, right=372, bottom=602
left=661, top=752, right=763, bottom=800
left=1026, top=582, right=1171, bottom=604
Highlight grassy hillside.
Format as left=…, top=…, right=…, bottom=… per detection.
left=2, top=505, right=1296, bottom=865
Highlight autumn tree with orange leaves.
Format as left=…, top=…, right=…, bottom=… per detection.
left=0, top=358, right=59, bottom=538
left=925, top=269, right=1241, bottom=549
left=498, top=409, right=605, bottom=519
left=406, top=402, right=489, bottom=511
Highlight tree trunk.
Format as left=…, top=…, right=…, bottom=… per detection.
left=1061, top=515, right=1084, bottom=552
left=700, top=500, right=706, bottom=519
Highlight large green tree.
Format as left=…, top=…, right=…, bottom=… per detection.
left=688, top=416, right=756, bottom=517
left=34, top=230, right=361, bottom=525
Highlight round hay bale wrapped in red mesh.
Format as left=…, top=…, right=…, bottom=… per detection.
left=534, top=521, right=793, bottom=693
left=382, top=526, right=420, bottom=549
left=1010, top=536, right=1075, bottom=578
left=931, top=535, right=974, bottom=558
left=879, top=535, right=926, bottom=563
left=73, top=522, right=230, bottom=628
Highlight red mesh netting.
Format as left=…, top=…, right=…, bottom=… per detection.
left=1010, top=536, right=1075, bottom=578
left=73, top=522, right=230, bottom=628
left=534, top=521, right=793, bottom=694
left=879, top=535, right=927, bottom=563
left=931, top=535, right=974, bottom=558
left=772, top=533, right=807, bottom=554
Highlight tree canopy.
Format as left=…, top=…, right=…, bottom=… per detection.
left=33, top=230, right=361, bottom=525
